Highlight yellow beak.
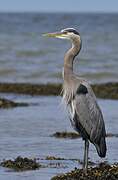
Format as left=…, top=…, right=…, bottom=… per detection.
left=42, top=32, right=66, bottom=38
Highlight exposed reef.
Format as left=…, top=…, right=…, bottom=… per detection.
left=51, top=163, right=118, bottom=180
left=92, top=82, right=118, bottom=99
left=1, top=156, right=118, bottom=180
left=1, top=156, right=41, bottom=171
left=0, top=98, right=29, bottom=108
left=0, top=82, right=117, bottom=99
left=52, top=131, right=118, bottom=139
left=52, top=131, right=80, bottom=139
left=1, top=156, right=69, bottom=171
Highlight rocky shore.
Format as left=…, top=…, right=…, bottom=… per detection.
left=51, top=163, right=118, bottom=180
left=0, top=98, right=29, bottom=108
left=0, top=82, right=117, bottom=99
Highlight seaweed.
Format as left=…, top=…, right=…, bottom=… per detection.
left=45, top=156, right=95, bottom=166
left=1, top=156, right=68, bottom=171
left=52, top=131, right=118, bottom=139
left=45, top=156, right=65, bottom=160
left=1, top=156, right=41, bottom=171
left=51, top=163, right=118, bottom=180
left=0, top=98, right=29, bottom=108
left=52, top=131, right=80, bottom=139
left=0, top=82, right=117, bottom=99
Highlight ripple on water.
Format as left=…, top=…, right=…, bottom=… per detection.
left=0, top=94, right=117, bottom=179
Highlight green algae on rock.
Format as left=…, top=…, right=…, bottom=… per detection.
left=92, top=82, right=118, bottom=99
left=0, top=83, right=61, bottom=96
left=44, top=156, right=95, bottom=166
left=1, top=156, right=68, bottom=171
left=0, top=82, right=117, bottom=99
left=0, top=98, right=29, bottom=108
left=52, top=131, right=118, bottom=139
left=52, top=131, right=80, bottom=139
left=51, top=163, right=118, bottom=180
left=45, top=156, right=65, bottom=160
left=1, top=156, right=41, bottom=171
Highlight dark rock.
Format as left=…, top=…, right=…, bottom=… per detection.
left=52, top=131, right=80, bottom=139
left=51, top=163, right=118, bottom=180
left=45, top=156, right=65, bottom=160
left=0, top=82, right=117, bottom=99
left=0, top=98, right=29, bottom=108
left=52, top=131, right=118, bottom=139
left=1, top=156, right=41, bottom=171
left=92, top=82, right=118, bottom=99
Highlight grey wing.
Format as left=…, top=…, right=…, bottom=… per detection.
left=70, top=83, right=106, bottom=144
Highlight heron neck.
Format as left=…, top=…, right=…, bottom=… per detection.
left=63, top=37, right=81, bottom=80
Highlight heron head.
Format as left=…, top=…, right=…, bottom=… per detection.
left=43, top=28, right=80, bottom=40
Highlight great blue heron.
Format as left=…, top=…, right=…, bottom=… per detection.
left=43, top=28, right=107, bottom=172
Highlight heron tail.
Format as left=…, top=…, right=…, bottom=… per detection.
left=95, top=137, right=107, bottom=158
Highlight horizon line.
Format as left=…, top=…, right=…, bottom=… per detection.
left=0, top=10, right=118, bottom=14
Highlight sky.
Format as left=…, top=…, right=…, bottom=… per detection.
left=0, top=0, right=118, bottom=13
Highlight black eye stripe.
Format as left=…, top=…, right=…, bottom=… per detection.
left=68, top=29, right=80, bottom=35
left=63, top=28, right=80, bottom=35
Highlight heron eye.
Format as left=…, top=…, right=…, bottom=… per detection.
left=63, top=31, right=68, bottom=34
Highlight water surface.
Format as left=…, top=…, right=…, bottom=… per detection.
left=0, top=12, right=118, bottom=180
left=0, top=13, right=118, bottom=84
left=0, top=94, right=117, bottom=179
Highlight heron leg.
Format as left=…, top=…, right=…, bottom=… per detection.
left=83, top=139, right=89, bottom=173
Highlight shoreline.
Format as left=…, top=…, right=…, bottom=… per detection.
left=0, top=82, right=117, bottom=99
left=1, top=156, right=118, bottom=180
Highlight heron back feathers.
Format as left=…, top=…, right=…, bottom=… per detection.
left=63, top=80, right=107, bottom=158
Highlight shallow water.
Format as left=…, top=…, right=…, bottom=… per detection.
left=0, top=12, right=117, bottom=180
left=0, top=13, right=118, bottom=84
left=0, top=94, right=118, bottom=180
